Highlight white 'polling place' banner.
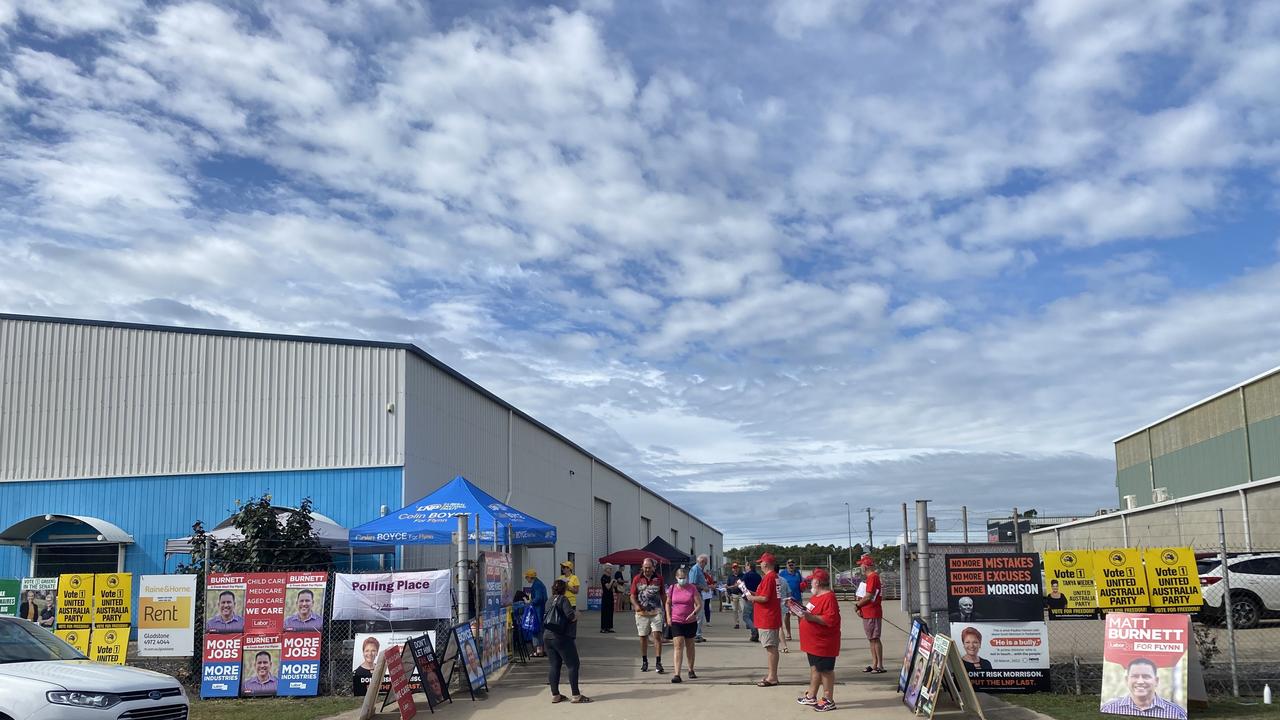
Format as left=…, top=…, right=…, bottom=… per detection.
left=333, top=571, right=452, bottom=621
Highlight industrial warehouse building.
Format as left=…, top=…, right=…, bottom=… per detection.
left=1028, top=366, right=1280, bottom=552
left=0, top=314, right=722, bottom=607
left=1114, top=365, right=1280, bottom=508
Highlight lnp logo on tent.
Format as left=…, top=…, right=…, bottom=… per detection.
left=415, top=502, right=467, bottom=513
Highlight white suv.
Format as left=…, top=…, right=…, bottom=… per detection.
left=0, top=617, right=188, bottom=720
left=1198, top=553, right=1280, bottom=629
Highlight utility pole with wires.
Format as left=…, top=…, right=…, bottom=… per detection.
left=864, top=507, right=874, bottom=550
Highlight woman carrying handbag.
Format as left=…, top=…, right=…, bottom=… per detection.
left=545, top=578, right=591, bottom=704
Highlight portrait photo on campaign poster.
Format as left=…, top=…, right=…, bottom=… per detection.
left=352, top=631, right=436, bottom=697
left=241, top=634, right=282, bottom=697
left=453, top=622, right=487, bottom=694
left=899, top=619, right=924, bottom=694
left=946, top=553, right=1043, bottom=622
left=1101, top=613, right=1190, bottom=719
left=205, top=575, right=246, bottom=634
left=18, top=578, right=57, bottom=627
left=952, top=621, right=1050, bottom=692
left=409, top=633, right=450, bottom=707
left=903, top=631, right=934, bottom=712
left=282, top=573, right=328, bottom=632
left=1042, top=551, right=1099, bottom=619
left=916, top=634, right=952, bottom=719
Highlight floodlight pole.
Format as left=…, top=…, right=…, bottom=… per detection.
left=457, top=514, right=471, bottom=622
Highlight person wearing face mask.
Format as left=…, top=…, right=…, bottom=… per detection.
left=796, top=569, right=841, bottom=712
left=666, top=566, right=701, bottom=683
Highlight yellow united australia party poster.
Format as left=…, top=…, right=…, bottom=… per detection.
left=1042, top=551, right=1098, bottom=619
left=55, top=627, right=91, bottom=655
left=1092, top=549, right=1149, bottom=612
left=91, top=627, right=128, bottom=665
left=93, top=572, right=133, bottom=627
left=56, top=573, right=95, bottom=629
left=138, top=575, right=197, bottom=657
left=1143, top=548, right=1203, bottom=614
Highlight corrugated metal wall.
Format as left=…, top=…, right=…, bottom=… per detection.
left=0, top=466, right=403, bottom=579
left=1029, top=478, right=1280, bottom=553
left=1149, top=393, right=1244, bottom=457
left=0, top=318, right=405, bottom=480
left=1114, top=433, right=1150, bottom=471
left=399, top=352, right=724, bottom=593
left=1114, top=369, right=1280, bottom=507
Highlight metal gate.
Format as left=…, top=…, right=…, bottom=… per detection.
left=592, top=498, right=610, bottom=579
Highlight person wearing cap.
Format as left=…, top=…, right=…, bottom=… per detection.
left=854, top=554, right=884, bottom=673
left=560, top=560, right=581, bottom=609
left=526, top=568, right=548, bottom=657
left=742, top=552, right=783, bottom=687
left=726, top=562, right=744, bottom=629
left=779, top=559, right=804, bottom=645
left=796, top=568, right=841, bottom=712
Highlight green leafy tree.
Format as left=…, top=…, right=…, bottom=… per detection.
left=177, top=494, right=331, bottom=573
left=174, top=494, right=333, bottom=688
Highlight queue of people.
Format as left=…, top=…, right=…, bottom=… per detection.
left=521, top=553, right=853, bottom=712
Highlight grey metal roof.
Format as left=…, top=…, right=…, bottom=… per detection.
left=0, top=313, right=722, bottom=535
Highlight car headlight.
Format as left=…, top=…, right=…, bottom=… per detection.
left=46, top=691, right=122, bottom=709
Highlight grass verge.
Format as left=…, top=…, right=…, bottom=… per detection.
left=1001, top=693, right=1280, bottom=720
left=190, top=696, right=359, bottom=720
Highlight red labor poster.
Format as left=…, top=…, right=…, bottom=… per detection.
left=244, top=573, right=289, bottom=634
left=1100, top=613, right=1189, bottom=719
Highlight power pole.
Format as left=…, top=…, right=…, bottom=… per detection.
left=865, top=507, right=874, bottom=550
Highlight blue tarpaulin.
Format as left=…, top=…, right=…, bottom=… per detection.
left=349, top=475, right=557, bottom=547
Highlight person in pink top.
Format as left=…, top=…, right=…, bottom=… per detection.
left=666, top=566, right=701, bottom=683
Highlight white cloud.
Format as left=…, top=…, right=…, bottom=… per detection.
left=1, top=1, right=1278, bottom=544
left=891, top=297, right=951, bottom=328
left=14, top=0, right=142, bottom=36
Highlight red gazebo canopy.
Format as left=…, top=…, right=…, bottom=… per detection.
left=598, top=549, right=669, bottom=566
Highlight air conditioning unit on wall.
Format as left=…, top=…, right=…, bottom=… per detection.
left=1122, top=495, right=1138, bottom=510
left=1153, top=487, right=1170, bottom=503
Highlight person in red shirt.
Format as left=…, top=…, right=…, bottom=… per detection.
left=854, top=554, right=884, bottom=673
left=742, top=552, right=783, bottom=687
left=797, top=568, right=841, bottom=712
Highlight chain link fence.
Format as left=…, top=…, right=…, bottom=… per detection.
left=900, top=507, right=1280, bottom=698
left=130, top=556, right=463, bottom=698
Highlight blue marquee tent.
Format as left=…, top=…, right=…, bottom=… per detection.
left=349, top=475, right=557, bottom=547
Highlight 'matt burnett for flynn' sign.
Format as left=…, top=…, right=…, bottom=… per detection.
left=332, top=570, right=452, bottom=622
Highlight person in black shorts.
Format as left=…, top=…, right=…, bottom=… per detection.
left=666, top=566, right=701, bottom=683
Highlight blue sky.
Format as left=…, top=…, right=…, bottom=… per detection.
left=2, top=0, right=1278, bottom=548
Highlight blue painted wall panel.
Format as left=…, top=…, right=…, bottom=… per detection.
left=0, top=467, right=403, bottom=580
